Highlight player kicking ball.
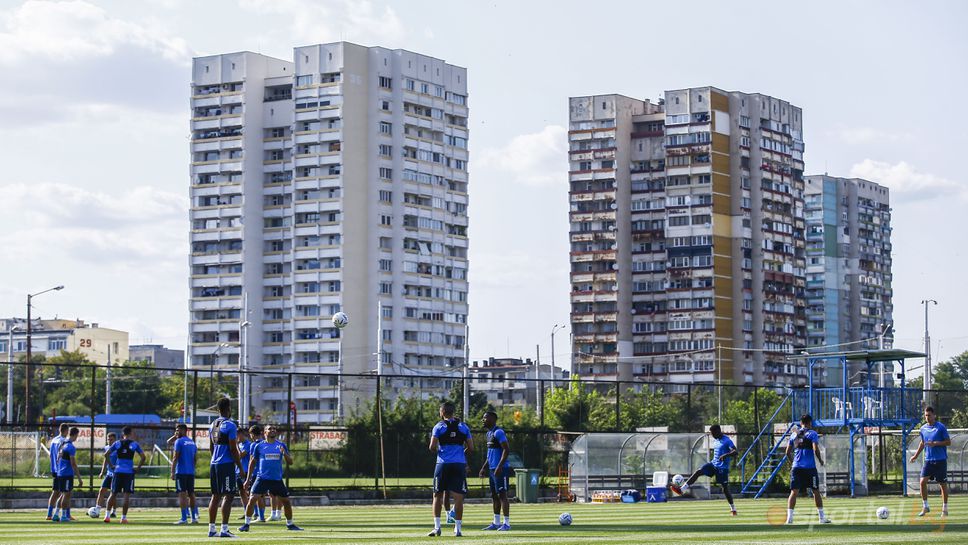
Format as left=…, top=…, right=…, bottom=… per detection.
left=238, top=425, right=302, bottom=532
left=784, top=414, right=831, bottom=524
left=670, top=424, right=738, bottom=515
left=909, top=406, right=951, bottom=517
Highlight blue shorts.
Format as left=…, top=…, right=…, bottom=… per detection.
left=175, top=474, right=195, bottom=494
left=433, top=463, right=468, bottom=495
left=699, top=462, right=729, bottom=485
left=53, top=476, right=73, bottom=492
left=251, top=479, right=289, bottom=498
left=100, top=475, right=114, bottom=490
left=921, top=460, right=947, bottom=483
left=488, top=467, right=510, bottom=495
left=790, top=467, right=819, bottom=492
left=112, top=473, right=135, bottom=494
left=210, top=463, right=238, bottom=495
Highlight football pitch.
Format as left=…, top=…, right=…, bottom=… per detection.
left=0, top=496, right=965, bottom=544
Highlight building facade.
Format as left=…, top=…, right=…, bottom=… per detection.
left=1, top=318, right=128, bottom=364
left=129, top=344, right=185, bottom=371
left=469, top=357, right=569, bottom=407
left=804, top=175, right=893, bottom=382
left=189, top=43, right=469, bottom=423
left=568, top=88, right=808, bottom=388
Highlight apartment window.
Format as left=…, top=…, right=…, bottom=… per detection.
left=380, top=282, right=393, bottom=294
left=379, top=259, right=393, bottom=272
left=379, top=167, right=393, bottom=179
left=378, top=144, right=392, bottom=157
left=296, top=75, right=313, bottom=86
left=378, top=76, right=392, bottom=89
left=380, top=215, right=392, bottom=226
left=48, top=339, right=67, bottom=351
left=381, top=100, right=391, bottom=111
left=379, top=190, right=393, bottom=202
left=381, top=305, right=393, bottom=318
left=379, top=121, right=392, bottom=134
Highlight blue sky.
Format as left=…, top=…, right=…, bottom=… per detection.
left=0, top=0, right=965, bottom=372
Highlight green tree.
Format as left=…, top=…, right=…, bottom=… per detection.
left=544, top=376, right=607, bottom=430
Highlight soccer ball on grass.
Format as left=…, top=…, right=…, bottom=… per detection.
left=87, top=506, right=99, bottom=518
left=876, top=506, right=890, bottom=520
left=558, top=512, right=573, bottom=526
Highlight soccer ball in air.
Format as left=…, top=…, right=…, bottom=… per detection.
left=671, top=474, right=685, bottom=487
left=876, top=506, right=890, bottom=520
left=87, top=506, right=99, bottom=518
left=558, top=512, right=573, bottom=526
left=332, top=312, right=349, bottom=329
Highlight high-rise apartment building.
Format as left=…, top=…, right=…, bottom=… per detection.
left=568, top=88, right=807, bottom=388
left=189, top=43, right=469, bottom=423
left=804, top=175, right=893, bottom=381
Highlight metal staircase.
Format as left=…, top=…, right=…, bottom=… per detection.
left=736, top=390, right=794, bottom=499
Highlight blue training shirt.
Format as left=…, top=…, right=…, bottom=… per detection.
left=107, top=439, right=144, bottom=474
left=920, top=421, right=950, bottom=462
left=103, top=444, right=117, bottom=477
left=49, top=435, right=64, bottom=476
left=486, top=427, right=510, bottom=470
left=209, top=417, right=238, bottom=466
left=253, top=440, right=288, bottom=480
left=57, top=440, right=76, bottom=477
left=174, top=436, right=197, bottom=475
left=711, top=435, right=736, bottom=470
left=790, top=428, right=819, bottom=469
left=238, top=439, right=252, bottom=474
left=432, top=419, right=471, bottom=464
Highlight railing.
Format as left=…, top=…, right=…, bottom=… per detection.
left=737, top=390, right=793, bottom=484
left=792, top=387, right=922, bottom=423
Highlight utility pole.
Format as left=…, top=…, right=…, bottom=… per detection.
left=551, top=324, right=565, bottom=394
left=24, top=285, right=64, bottom=425
left=105, top=345, right=112, bottom=414
left=6, top=326, right=19, bottom=423
left=922, top=300, right=937, bottom=406
left=462, top=324, right=469, bottom=421
left=717, top=344, right=723, bottom=423
left=535, top=344, right=542, bottom=419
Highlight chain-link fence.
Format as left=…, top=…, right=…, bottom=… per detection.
left=0, top=360, right=965, bottom=495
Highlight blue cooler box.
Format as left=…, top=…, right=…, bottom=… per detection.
left=645, top=486, right=667, bottom=503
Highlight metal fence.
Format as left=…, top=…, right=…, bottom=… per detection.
left=0, top=360, right=965, bottom=495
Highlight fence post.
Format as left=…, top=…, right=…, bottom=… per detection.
left=191, top=371, right=198, bottom=441
left=286, top=372, right=293, bottom=489
left=539, top=379, right=545, bottom=427
left=89, top=365, right=96, bottom=491
left=686, top=384, right=692, bottom=426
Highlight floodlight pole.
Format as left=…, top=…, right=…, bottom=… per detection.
left=921, top=300, right=937, bottom=406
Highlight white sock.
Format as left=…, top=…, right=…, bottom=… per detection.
left=923, top=500, right=929, bottom=509
left=286, top=519, right=293, bottom=526
left=221, top=523, right=228, bottom=533
left=245, top=516, right=251, bottom=524
left=787, top=508, right=794, bottom=520
left=503, top=516, right=510, bottom=525
left=121, top=514, right=127, bottom=520
left=818, top=508, right=825, bottom=518
left=274, top=510, right=280, bottom=517
left=455, top=520, right=462, bottom=532
left=493, top=514, right=500, bottom=524
left=433, top=517, right=441, bottom=530
left=729, top=503, right=736, bottom=512
left=53, top=508, right=60, bottom=517
left=943, top=502, right=948, bottom=510
left=209, top=523, right=216, bottom=533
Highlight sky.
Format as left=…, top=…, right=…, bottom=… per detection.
left=0, top=0, right=966, bottom=375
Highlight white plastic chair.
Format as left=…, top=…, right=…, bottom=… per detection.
left=832, top=397, right=853, bottom=419
left=863, top=396, right=881, bottom=419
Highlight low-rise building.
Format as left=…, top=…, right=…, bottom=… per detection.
left=469, top=357, right=569, bottom=407
left=0, top=318, right=128, bottom=364
left=129, top=344, right=185, bottom=371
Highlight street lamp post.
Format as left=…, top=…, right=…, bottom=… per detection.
left=550, top=324, right=566, bottom=394
left=921, top=299, right=937, bottom=406
left=6, top=326, right=20, bottom=423
left=24, top=285, right=64, bottom=425
left=239, top=320, right=251, bottom=425
left=211, top=343, right=229, bottom=404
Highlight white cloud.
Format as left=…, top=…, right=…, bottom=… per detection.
left=476, top=125, right=568, bottom=186
left=0, top=182, right=187, bottom=267
left=0, top=0, right=190, bottom=64
left=834, top=126, right=910, bottom=145
left=238, top=0, right=405, bottom=45
left=848, top=159, right=967, bottom=201
left=0, top=1, right=192, bottom=126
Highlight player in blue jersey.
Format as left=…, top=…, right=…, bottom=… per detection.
left=428, top=401, right=473, bottom=537
left=672, top=424, right=738, bottom=515
left=909, top=406, right=951, bottom=517
left=207, top=397, right=246, bottom=538
left=46, top=423, right=69, bottom=521
left=238, top=425, right=302, bottom=532
left=247, top=425, right=269, bottom=522
left=236, top=427, right=252, bottom=519
left=52, top=427, right=81, bottom=522
left=104, top=426, right=146, bottom=524
left=170, top=423, right=199, bottom=524
left=89, top=431, right=118, bottom=519
left=479, top=411, right=511, bottom=531
left=784, top=414, right=831, bottom=524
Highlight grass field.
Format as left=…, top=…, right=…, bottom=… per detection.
left=0, top=495, right=965, bottom=544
